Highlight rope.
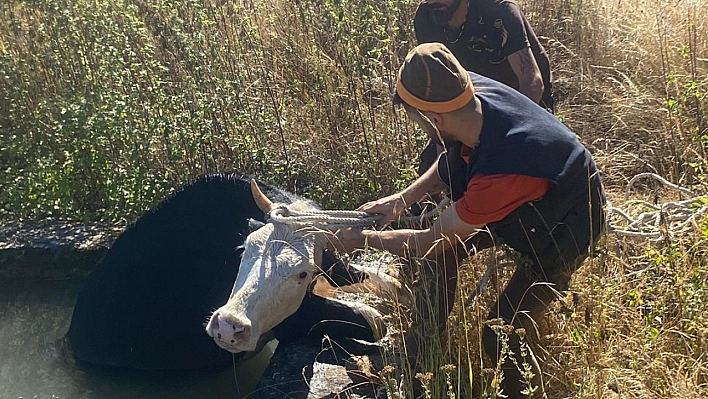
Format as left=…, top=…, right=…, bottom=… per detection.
left=607, top=173, right=708, bottom=242
left=268, top=196, right=451, bottom=230
left=269, top=197, right=494, bottom=306
left=267, top=205, right=385, bottom=229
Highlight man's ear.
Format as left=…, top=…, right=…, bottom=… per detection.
left=422, top=111, right=443, bottom=127
left=421, top=110, right=447, bottom=147
left=404, top=105, right=439, bottom=138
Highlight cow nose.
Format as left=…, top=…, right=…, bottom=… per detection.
left=207, top=312, right=251, bottom=345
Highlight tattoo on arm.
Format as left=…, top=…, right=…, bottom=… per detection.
left=516, top=50, right=535, bottom=75
left=508, top=47, right=544, bottom=103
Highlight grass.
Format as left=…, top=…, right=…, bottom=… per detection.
left=1, top=0, right=708, bottom=397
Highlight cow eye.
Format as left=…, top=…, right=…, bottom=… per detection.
left=298, top=271, right=308, bottom=279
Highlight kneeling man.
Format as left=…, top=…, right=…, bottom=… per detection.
left=332, top=43, right=605, bottom=399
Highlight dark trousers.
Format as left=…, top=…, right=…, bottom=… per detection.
left=408, top=235, right=592, bottom=399
left=407, top=179, right=604, bottom=399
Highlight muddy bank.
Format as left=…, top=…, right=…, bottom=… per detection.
left=0, top=219, right=123, bottom=279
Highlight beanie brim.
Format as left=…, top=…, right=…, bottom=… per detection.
left=396, top=77, right=474, bottom=113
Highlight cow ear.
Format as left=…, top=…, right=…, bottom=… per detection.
left=320, top=249, right=344, bottom=272
left=247, top=218, right=266, bottom=233
left=250, top=179, right=273, bottom=213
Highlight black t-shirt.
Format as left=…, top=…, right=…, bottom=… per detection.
left=415, top=0, right=553, bottom=108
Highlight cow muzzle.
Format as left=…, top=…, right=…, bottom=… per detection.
left=205, top=311, right=257, bottom=353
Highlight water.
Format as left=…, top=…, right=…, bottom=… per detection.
left=0, top=278, right=274, bottom=399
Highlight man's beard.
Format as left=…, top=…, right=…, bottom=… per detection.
left=429, top=0, right=463, bottom=25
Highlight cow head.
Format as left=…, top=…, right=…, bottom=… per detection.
left=205, top=180, right=326, bottom=353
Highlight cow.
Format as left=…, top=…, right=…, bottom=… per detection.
left=67, top=173, right=387, bottom=371
left=205, top=180, right=390, bottom=354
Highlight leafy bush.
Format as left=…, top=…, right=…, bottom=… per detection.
left=0, top=0, right=422, bottom=222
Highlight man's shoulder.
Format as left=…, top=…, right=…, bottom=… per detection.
left=413, top=2, right=435, bottom=24
left=479, top=0, right=522, bottom=8
left=475, top=0, right=524, bottom=17
left=414, top=2, right=442, bottom=41
left=413, top=2, right=430, bottom=18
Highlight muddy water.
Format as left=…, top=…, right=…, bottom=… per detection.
left=0, top=278, right=274, bottom=399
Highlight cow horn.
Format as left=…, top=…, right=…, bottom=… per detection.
left=250, top=179, right=273, bottom=213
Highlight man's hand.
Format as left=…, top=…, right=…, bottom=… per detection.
left=327, top=227, right=366, bottom=253
left=357, top=193, right=407, bottom=225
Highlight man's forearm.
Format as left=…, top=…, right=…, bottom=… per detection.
left=518, top=76, right=544, bottom=104
left=346, top=200, right=483, bottom=259
left=361, top=228, right=434, bottom=258
left=508, top=48, right=544, bottom=104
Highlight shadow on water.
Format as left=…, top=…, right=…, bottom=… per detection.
left=0, top=278, right=274, bottom=399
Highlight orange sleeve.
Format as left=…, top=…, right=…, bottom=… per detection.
left=454, top=174, right=553, bottom=225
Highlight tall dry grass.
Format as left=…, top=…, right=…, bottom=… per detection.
left=1, top=0, right=707, bottom=397
left=366, top=2, right=708, bottom=397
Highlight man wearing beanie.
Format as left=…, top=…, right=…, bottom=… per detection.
left=332, top=43, right=605, bottom=399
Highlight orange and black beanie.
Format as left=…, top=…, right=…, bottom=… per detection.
left=396, top=42, right=474, bottom=113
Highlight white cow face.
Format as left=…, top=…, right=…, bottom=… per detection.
left=206, top=181, right=325, bottom=353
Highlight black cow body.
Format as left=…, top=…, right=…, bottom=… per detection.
left=67, top=173, right=375, bottom=371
